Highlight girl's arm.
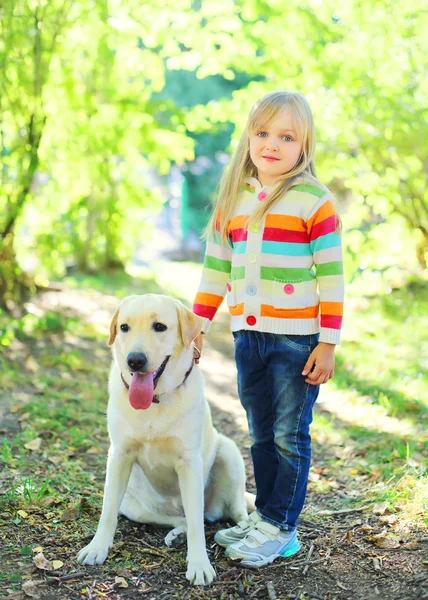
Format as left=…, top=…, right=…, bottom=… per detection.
left=307, top=198, right=344, bottom=345
left=304, top=197, right=344, bottom=384
left=192, top=230, right=233, bottom=334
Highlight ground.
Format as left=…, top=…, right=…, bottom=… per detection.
left=0, top=280, right=427, bottom=600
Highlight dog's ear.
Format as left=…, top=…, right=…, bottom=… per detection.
left=108, top=308, right=120, bottom=346
left=176, top=303, right=203, bottom=349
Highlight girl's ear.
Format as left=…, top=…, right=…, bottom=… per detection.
left=176, top=302, right=203, bottom=349
left=108, top=308, right=120, bottom=346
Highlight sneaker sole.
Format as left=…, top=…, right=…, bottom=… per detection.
left=228, top=537, right=301, bottom=568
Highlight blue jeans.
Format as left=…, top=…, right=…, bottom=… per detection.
left=233, top=330, right=320, bottom=532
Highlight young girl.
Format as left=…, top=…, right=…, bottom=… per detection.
left=192, top=90, right=344, bottom=568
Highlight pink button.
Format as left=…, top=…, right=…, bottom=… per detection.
left=246, top=315, right=257, bottom=326
left=226, top=282, right=232, bottom=292
left=284, top=284, right=294, bottom=294
left=258, top=191, right=268, bottom=201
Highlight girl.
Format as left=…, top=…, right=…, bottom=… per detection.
left=192, top=90, right=344, bottom=568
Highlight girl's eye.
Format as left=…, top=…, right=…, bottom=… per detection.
left=257, top=131, right=268, bottom=138
left=153, top=322, right=167, bottom=333
left=120, top=324, right=129, bottom=332
left=282, top=135, right=293, bottom=142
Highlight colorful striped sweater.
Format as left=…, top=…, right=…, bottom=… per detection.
left=193, top=174, right=344, bottom=344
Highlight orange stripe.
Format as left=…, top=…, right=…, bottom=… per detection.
left=261, top=304, right=319, bottom=319
left=306, top=200, right=335, bottom=232
left=229, top=215, right=249, bottom=231
left=194, top=292, right=224, bottom=309
left=320, top=301, right=343, bottom=316
left=229, top=303, right=244, bottom=316
left=265, top=214, right=306, bottom=232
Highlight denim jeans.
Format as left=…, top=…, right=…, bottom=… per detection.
left=233, top=330, right=320, bottom=532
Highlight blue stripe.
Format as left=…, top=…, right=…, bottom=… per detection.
left=261, top=241, right=312, bottom=256
left=310, top=232, right=342, bottom=253
left=233, top=241, right=247, bottom=254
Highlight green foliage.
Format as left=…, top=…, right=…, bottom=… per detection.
left=1, top=0, right=427, bottom=301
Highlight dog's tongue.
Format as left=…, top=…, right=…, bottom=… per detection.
left=129, top=372, right=154, bottom=410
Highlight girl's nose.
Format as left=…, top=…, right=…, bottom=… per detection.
left=265, top=139, right=279, bottom=151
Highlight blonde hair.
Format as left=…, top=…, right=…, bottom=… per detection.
left=204, top=90, right=320, bottom=245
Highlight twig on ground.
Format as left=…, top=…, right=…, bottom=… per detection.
left=303, top=548, right=332, bottom=576
left=266, top=581, right=277, bottom=600
left=249, top=586, right=265, bottom=599
left=218, top=568, right=241, bottom=580
left=316, top=506, right=368, bottom=516
left=306, top=543, right=315, bottom=562
left=46, top=572, right=88, bottom=583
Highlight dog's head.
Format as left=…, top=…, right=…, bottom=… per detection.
left=109, top=294, right=203, bottom=410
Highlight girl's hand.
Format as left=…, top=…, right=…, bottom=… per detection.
left=194, top=333, right=204, bottom=355
left=302, top=342, right=335, bottom=385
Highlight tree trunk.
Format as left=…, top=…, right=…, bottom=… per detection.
left=0, top=230, right=34, bottom=311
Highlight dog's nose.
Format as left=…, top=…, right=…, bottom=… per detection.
left=127, top=352, right=148, bottom=372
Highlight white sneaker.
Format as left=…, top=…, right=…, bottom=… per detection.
left=214, top=511, right=262, bottom=548
left=225, top=520, right=300, bottom=568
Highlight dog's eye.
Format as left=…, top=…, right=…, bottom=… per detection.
left=153, top=322, right=167, bottom=333
left=120, top=324, right=130, bottom=332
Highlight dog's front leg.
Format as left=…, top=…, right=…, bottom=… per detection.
left=176, top=455, right=216, bottom=586
left=78, top=446, right=133, bottom=565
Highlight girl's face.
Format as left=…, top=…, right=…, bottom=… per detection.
left=249, top=109, right=303, bottom=187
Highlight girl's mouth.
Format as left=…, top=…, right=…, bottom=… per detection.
left=262, top=156, right=280, bottom=162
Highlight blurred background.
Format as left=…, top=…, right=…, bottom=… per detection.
left=0, top=1, right=427, bottom=585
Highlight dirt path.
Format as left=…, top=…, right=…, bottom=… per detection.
left=0, top=287, right=427, bottom=600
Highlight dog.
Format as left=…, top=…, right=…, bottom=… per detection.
left=77, top=294, right=254, bottom=585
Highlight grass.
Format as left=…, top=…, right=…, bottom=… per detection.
left=0, top=264, right=427, bottom=579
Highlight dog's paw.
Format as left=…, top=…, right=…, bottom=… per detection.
left=77, top=542, right=109, bottom=566
left=186, top=558, right=216, bottom=586
left=165, top=525, right=187, bottom=548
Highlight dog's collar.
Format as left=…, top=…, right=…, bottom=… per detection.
left=120, top=346, right=201, bottom=404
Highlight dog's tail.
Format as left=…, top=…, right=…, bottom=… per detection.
left=245, top=491, right=256, bottom=513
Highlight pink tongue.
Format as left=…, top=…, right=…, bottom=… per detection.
left=129, top=372, right=154, bottom=410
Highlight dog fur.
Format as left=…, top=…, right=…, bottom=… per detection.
left=77, top=294, right=254, bottom=585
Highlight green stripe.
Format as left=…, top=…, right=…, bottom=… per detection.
left=231, top=266, right=245, bottom=280
left=316, top=261, right=343, bottom=276
left=205, top=255, right=231, bottom=273
left=261, top=267, right=315, bottom=282
left=291, top=184, right=325, bottom=198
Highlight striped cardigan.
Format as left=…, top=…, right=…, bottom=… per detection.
left=193, top=174, right=344, bottom=344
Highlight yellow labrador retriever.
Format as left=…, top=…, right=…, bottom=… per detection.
left=78, top=294, right=254, bottom=585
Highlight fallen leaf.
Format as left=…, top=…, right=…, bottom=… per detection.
left=48, top=456, right=62, bottom=465
left=60, top=506, right=80, bottom=521
left=51, top=560, right=64, bottom=569
left=367, top=469, right=381, bottom=483
left=33, top=552, right=53, bottom=570
left=22, top=579, right=43, bottom=597
left=379, top=515, right=397, bottom=526
left=86, top=446, right=103, bottom=455
left=340, top=530, right=353, bottom=543
left=401, top=541, right=419, bottom=550
left=24, top=438, right=42, bottom=451
left=115, top=568, right=132, bottom=578
left=114, top=576, right=128, bottom=588
left=18, top=412, right=31, bottom=422
left=17, top=510, right=29, bottom=519
left=373, top=502, right=389, bottom=515
left=368, top=530, right=401, bottom=549
left=33, top=547, right=43, bottom=553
